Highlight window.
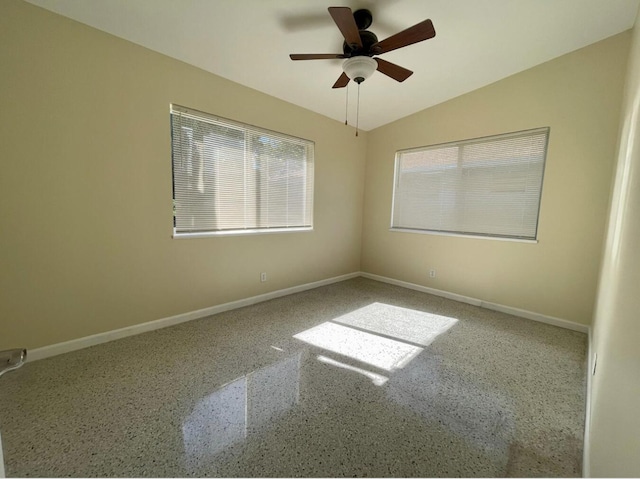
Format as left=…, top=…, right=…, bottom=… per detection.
left=170, top=105, right=314, bottom=236
left=391, top=127, right=549, bottom=241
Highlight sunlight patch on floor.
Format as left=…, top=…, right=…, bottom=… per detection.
left=294, top=303, right=458, bottom=373
left=294, top=321, right=423, bottom=372
left=333, top=302, right=458, bottom=347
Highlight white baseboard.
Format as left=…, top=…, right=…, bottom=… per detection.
left=480, top=301, right=588, bottom=333
left=360, top=272, right=484, bottom=306
left=360, top=272, right=589, bottom=333
left=27, top=270, right=588, bottom=362
left=583, top=328, right=593, bottom=477
left=0, top=431, right=5, bottom=478
left=28, top=272, right=360, bottom=362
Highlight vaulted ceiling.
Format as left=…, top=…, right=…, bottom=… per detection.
left=27, top=0, right=640, bottom=130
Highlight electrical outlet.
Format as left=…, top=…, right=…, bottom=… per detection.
left=260, top=272, right=267, bottom=282
left=429, top=269, right=436, bottom=278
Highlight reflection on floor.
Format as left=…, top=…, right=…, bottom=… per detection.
left=0, top=278, right=587, bottom=477
left=183, top=353, right=301, bottom=472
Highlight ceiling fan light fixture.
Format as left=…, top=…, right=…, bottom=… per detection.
left=342, top=56, right=377, bottom=84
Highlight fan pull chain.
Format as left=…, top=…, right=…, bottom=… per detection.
left=345, top=84, right=349, bottom=125
left=355, top=82, right=360, bottom=137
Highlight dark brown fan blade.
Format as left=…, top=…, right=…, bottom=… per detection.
left=290, top=53, right=346, bottom=60
left=372, top=19, right=435, bottom=55
left=328, top=7, right=362, bottom=49
left=332, top=72, right=350, bottom=88
left=375, top=58, right=413, bottom=82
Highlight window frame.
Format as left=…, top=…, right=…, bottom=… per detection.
left=170, top=104, right=315, bottom=238
left=390, top=127, right=550, bottom=243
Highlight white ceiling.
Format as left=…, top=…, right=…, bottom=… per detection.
left=27, top=0, right=640, bottom=131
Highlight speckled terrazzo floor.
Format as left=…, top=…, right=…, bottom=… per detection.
left=0, top=277, right=587, bottom=477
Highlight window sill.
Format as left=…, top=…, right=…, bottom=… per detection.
left=389, top=228, right=538, bottom=244
left=173, top=226, right=313, bottom=239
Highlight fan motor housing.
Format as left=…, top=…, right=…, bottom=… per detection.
left=343, top=30, right=379, bottom=56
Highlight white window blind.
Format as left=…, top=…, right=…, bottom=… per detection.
left=391, top=128, right=549, bottom=240
left=171, top=105, right=314, bottom=236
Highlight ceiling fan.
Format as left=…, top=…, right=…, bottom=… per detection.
left=289, top=7, right=436, bottom=88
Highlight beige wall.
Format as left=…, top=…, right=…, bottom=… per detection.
left=0, top=0, right=367, bottom=350
left=588, top=6, right=640, bottom=477
left=0, top=0, right=632, bottom=352
left=361, top=32, right=630, bottom=325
